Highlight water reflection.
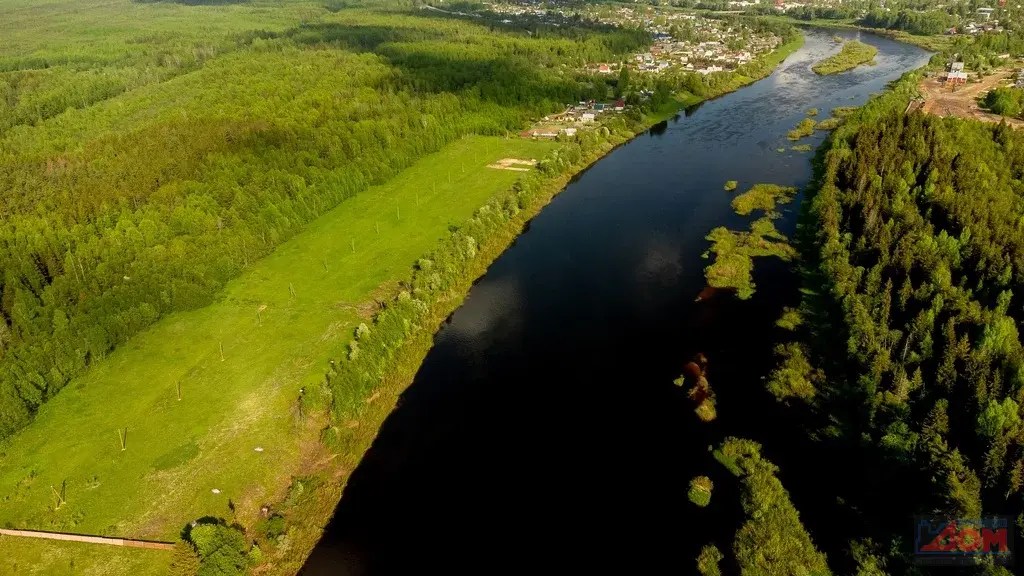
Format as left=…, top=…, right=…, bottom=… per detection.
left=300, top=27, right=931, bottom=575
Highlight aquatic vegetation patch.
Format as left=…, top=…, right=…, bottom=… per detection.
left=688, top=476, right=714, bottom=507
left=697, top=545, right=724, bottom=576
left=730, top=183, right=797, bottom=216
left=703, top=216, right=796, bottom=299
left=787, top=118, right=817, bottom=140
left=830, top=105, right=859, bottom=117
left=815, top=116, right=843, bottom=130
left=724, top=180, right=738, bottom=191
left=812, top=40, right=877, bottom=75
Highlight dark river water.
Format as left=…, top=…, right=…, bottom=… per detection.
left=301, top=28, right=930, bottom=575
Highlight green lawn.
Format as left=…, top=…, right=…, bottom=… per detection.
left=0, top=536, right=170, bottom=576
left=0, top=135, right=556, bottom=550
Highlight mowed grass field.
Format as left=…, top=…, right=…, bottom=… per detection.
left=0, top=135, right=557, bottom=567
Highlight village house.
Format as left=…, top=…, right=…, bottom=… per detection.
left=945, top=61, right=967, bottom=84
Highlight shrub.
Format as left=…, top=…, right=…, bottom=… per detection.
left=787, top=118, right=816, bottom=140
left=978, top=397, right=1021, bottom=438
left=259, top=514, right=287, bottom=540
left=815, top=116, right=843, bottom=130
left=695, top=398, right=718, bottom=422
left=188, top=523, right=248, bottom=576
left=697, top=544, right=724, bottom=576
left=724, top=180, right=738, bottom=191
left=170, top=541, right=201, bottom=576
left=688, top=476, right=714, bottom=507
left=355, top=323, right=371, bottom=340
left=766, top=343, right=820, bottom=402
left=248, top=543, right=263, bottom=566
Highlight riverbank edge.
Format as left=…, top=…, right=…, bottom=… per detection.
left=258, top=30, right=808, bottom=575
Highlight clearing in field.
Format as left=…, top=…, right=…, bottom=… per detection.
left=487, top=158, right=539, bottom=171
left=0, top=135, right=557, bottom=560
left=917, top=68, right=1024, bottom=127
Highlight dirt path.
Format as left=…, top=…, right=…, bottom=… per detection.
left=0, top=528, right=174, bottom=550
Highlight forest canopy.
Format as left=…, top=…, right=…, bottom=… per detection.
left=0, top=4, right=654, bottom=439
left=787, top=106, right=1024, bottom=572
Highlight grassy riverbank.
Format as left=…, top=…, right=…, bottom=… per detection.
left=254, top=31, right=810, bottom=572
left=0, top=136, right=556, bottom=573
left=0, top=26, right=805, bottom=575
left=812, top=40, right=878, bottom=74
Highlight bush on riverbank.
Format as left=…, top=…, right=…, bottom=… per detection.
left=812, top=40, right=877, bottom=75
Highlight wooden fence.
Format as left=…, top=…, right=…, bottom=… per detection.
left=0, top=528, right=175, bottom=550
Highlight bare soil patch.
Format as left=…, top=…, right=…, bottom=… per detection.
left=487, top=157, right=538, bottom=171
left=917, top=70, right=1024, bottom=128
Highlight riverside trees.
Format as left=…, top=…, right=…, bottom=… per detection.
left=781, top=106, right=1024, bottom=570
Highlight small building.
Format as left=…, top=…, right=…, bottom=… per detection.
left=946, top=70, right=968, bottom=84
left=950, top=62, right=965, bottom=73
left=594, top=103, right=605, bottom=111
left=614, top=100, right=625, bottom=111
left=560, top=127, right=577, bottom=137
left=598, top=64, right=611, bottom=74
left=581, top=113, right=595, bottom=123
left=978, top=7, right=995, bottom=20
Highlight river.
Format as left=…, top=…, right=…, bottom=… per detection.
left=300, top=28, right=931, bottom=575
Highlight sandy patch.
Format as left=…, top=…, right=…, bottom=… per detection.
left=487, top=158, right=538, bottom=171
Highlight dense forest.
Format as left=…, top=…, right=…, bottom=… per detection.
left=0, top=4, right=654, bottom=439
left=777, top=93, right=1024, bottom=573
left=983, top=86, right=1024, bottom=117
left=860, top=8, right=956, bottom=35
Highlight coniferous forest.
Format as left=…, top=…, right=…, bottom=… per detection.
left=776, top=94, right=1024, bottom=574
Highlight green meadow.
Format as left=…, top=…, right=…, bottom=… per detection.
left=0, top=536, right=171, bottom=576
left=0, top=135, right=556, bottom=549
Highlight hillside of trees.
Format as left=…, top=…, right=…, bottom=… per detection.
left=860, top=8, right=956, bottom=35
left=0, top=4, right=653, bottom=439
left=778, top=102, right=1024, bottom=572
left=0, top=0, right=800, bottom=441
